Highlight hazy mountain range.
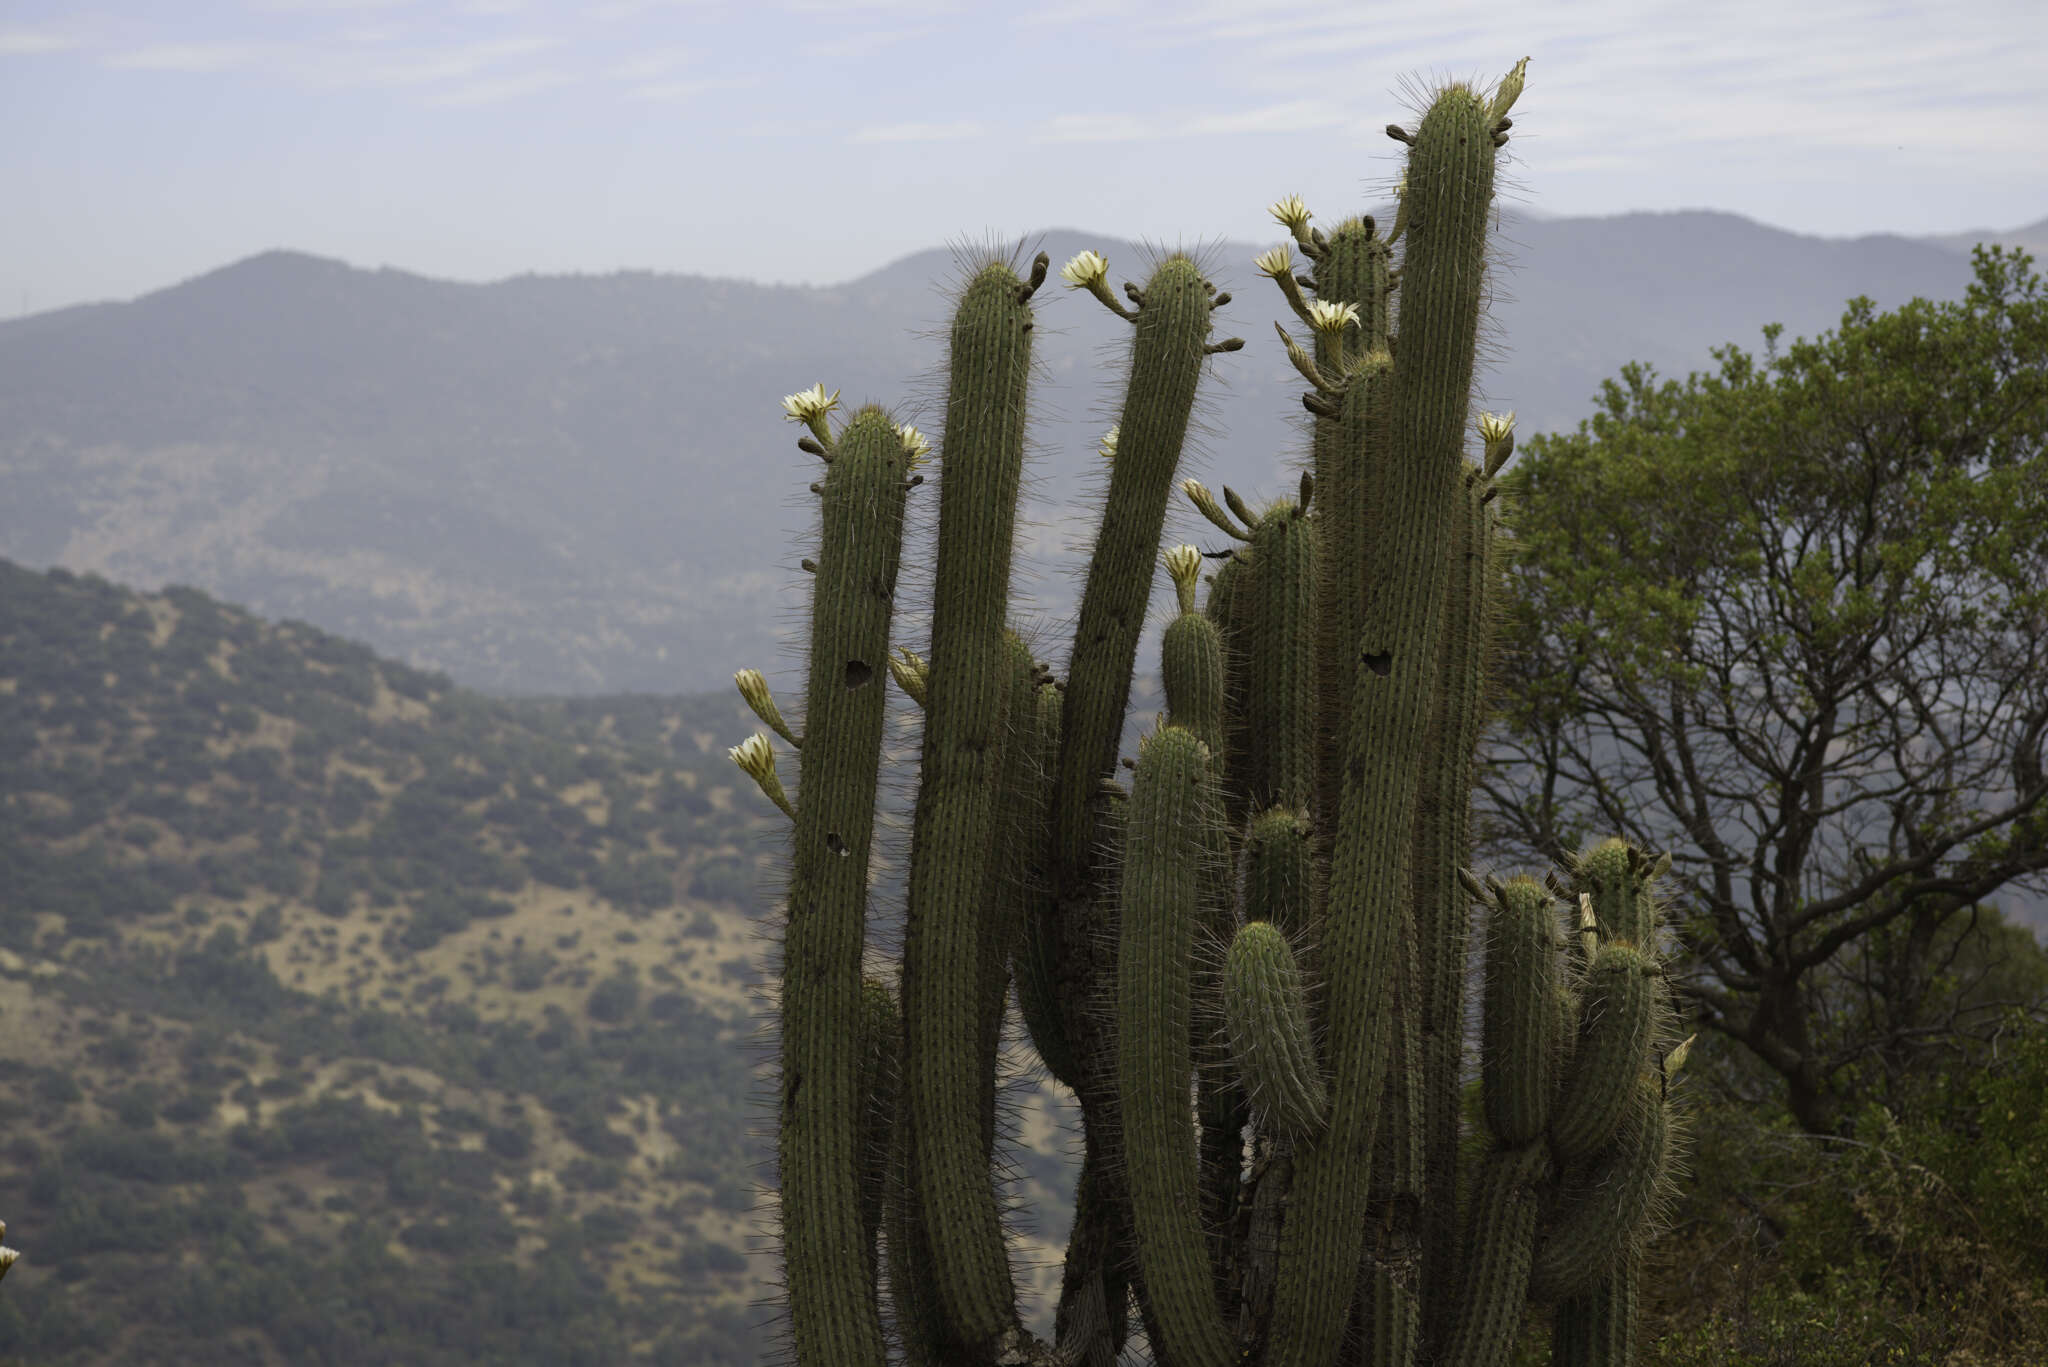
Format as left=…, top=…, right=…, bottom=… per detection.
left=1, top=208, right=2040, bottom=696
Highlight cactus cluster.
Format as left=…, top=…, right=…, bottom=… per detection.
left=727, top=57, right=1690, bottom=1367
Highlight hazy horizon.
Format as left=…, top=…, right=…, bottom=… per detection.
left=5, top=0, right=2045, bottom=317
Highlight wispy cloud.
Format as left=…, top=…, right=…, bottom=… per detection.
left=428, top=69, right=574, bottom=106
left=362, top=35, right=555, bottom=85
left=0, top=29, right=81, bottom=56
left=107, top=42, right=278, bottom=72
left=796, top=24, right=932, bottom=60
left=623, top=74, right=758, bottom=101
left=850, top=118, right=986, bottom=143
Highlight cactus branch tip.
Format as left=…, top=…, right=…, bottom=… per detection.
left=1183, top=478, right=1251, bottom=540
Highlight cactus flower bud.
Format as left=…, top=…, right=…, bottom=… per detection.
left=887, top=647, right=928, bottom=709
left=1097, top=424, right=1120, bottom=462
left=1163, top=544, right=1202, bottom=616
left=728, top=731, right=795, bottom=820
left=1479, top=410, right=1516, bottom=477
left=1182, top=478, right=1248, bottom=540
left=736, top=668, right=799, bottom=748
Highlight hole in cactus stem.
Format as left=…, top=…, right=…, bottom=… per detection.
left=825, top=833, right=849, bottom=857
left=845, top=659, right=873, bottom=689
left=1363, top=650, right=1393, bottom=677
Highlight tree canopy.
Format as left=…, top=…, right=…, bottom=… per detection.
left=1482, top=245, right=2048, bottom=1134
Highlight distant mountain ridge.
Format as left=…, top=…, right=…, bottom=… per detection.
left=0, top=208, right=2024, bottom=695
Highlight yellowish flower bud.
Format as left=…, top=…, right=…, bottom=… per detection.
left=1163, top=544, right=1202, bottom=615
left=1097, top=424, right=1120, bottom=462
left=887, top=648, right=928, bottom=709
left=735, top=668, right=798, bottom=748
left=728, top=732, right=795, bottom=820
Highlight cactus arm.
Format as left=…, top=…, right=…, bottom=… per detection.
left=1122, top=725, right=1228, bottom=1367
left=1415, top=463, right=1501, bottom=1352
left=902, top=257, right=1041, bottom=1348
left=1246, top=497, right=1321, bottom=813
left=1266, top=76, right=1503, bottom=1367
left=1013, top=680, right=1079, bottom=1088
left=1223, top=920, right=1329, bottom=1140
left=1051, top=254, right=1221, bottom=901
left=856, top=977, right=901, bottom=1284
left=1549, top=944, right=1661, bottom=1164
left=974, top=633, right=1042, bottom=1158
left=1552, top=1258, right=1638, bottom=1367
left=1480, top=875, right=1564, bottom=1146
left=1118, top=726, right=1239, bottom=1367
left=1529, top=1072, right=1671, bottom=1303
left=1437, top=1142, right=1553, bottom=1367
left=779, top=405, right=915, bottom=1367
left=1305, top=217, right=1395, bottom=836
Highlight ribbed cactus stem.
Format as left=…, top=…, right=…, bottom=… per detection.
left=1481, top=875, right=1563, bottom=1147
left=1224, top=920, right=1329, bottom=1141
left=1529, top=1071, right=1670, bottom=1304
left=902, top=256, right=1041, bottom=1347
left=1053, top=255, right=1222, bottom=892
left=1012, top=680, right=1078, bottom=1089
left=1118, top=726, right=1238, bottom=1367
left=1267, top=76, right=1501, bottom=1367
left=1552, top=1260, right=1637, bottom=1367
left=1549, top=943, right=1661, bottom=1164
left=1246, top=499, right=1320, bottom=813
left=1438, top=1142, right=1552, bottom=1367
left=780, top=405, right=914, bottom=1367
left=856, top=977, right=900, bottom=1285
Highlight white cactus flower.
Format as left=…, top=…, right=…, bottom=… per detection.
left=781, top=383, right=840, bottom=425
left=1253, top=243, right=1294, bottom=279
left=1059, top=250, right=1110, bottom=289
left=1478, top=411, right=1517, bottom=445
left=1268, top=194, right=1311, bottom=232
left=897, top=424, right=932, bottom=465
left=1306, top=299, right=1360, bottom=335
left=1097, top=424, right=1120, bottom=461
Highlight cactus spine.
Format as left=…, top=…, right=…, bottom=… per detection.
left=730, top=55, right=1686, bottom=1367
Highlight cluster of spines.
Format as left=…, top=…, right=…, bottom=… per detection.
left=729, top=53, right=1688, bottom=1367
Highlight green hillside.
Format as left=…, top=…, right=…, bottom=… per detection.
left=0, top=559, right=786, bottom=1364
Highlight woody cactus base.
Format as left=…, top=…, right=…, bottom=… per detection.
left=727, top=57, right=1691, bottom=1367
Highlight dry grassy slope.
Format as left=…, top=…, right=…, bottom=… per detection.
left=0, top=561, right=796, bottom=1360
left=0, top=559, right=1089, bottom=1360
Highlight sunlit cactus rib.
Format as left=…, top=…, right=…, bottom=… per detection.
left=738, top=54, right=1686, bottom=1367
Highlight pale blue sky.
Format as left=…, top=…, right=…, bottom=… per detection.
left=5, top=0, right=2044, bottom=314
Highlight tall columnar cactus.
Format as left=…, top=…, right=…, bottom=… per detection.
left=728, top=57, right=1691, bottom=1367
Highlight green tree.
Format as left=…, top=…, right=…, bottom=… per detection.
left=1482, top=246, right=2048, bottom=1136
